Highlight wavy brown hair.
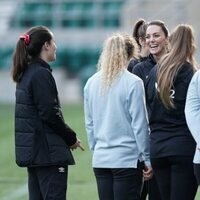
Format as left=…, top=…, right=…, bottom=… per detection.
left=157, top=24, right=198, bottom=109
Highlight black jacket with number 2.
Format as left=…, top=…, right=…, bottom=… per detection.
left=145, top=62, right=196, bottom=158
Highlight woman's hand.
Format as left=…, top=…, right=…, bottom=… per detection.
left=143, top=165, right=153, bottom=181
left=70, top=138, right=85, bottom=151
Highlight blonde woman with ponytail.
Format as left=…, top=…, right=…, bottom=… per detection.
left=146, top=24, right=198, bottom=200
left=84, top=33, right=152, bottom=200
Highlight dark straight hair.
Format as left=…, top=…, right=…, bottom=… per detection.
left=133, top=18, right=148, bottom=49
left=12, top=26, right=53, bottom=83
left=147, top=20, right=169, bottom=38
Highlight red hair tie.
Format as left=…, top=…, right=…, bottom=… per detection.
left=20, top=34, right=30, bottom=45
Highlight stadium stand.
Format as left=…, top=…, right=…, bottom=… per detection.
left=10, top=0, right=124, bottom=29
left=1, top=0, right=200, bottom=103
left=1, top=0, right=125, bottom=76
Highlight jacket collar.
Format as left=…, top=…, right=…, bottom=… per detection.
left=30, top=57, right=52, bottom=72
left=148, top=54, right=157, bottom=65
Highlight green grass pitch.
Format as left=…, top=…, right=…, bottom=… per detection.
left=0, top=103, right=199, bottom=199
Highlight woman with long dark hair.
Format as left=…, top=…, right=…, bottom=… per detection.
left=12, top=26, right=84, bottom=200
left=146, top=24, right=198, bottom=200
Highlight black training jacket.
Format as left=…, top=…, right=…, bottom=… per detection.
left=132, top=54, right=156, bottom=86
left=127, top=56, right=148, bottom=73
left=145, top=62, right=196, bottom=158
left=15, top=58, right=77, bottom=167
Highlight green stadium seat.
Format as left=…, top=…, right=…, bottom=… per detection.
left=22, top=2, right=38, bottom=14
left=79, top=48, right=99, bottom=66
left=85, top=2, right=94, bottom=10
left=61, top=19, right=80, bottom=28
left=30, top=3, right=53, bottom=27
left=56, top=48, right=81, bottom=73
left=79, top=3, right=97, bottom=28
left=52, top=47, right=99, bottom=74
left=15, top=8, right=35, bottom=27
left=60, top=2, right=83, bottom=28
left=103, top=17, right=120, bottom=27
left=79, top=17, right=94, bottom=28
left=61, top=2, right=77, bottom=11
left=102, top=1, right=123, bottom=11
left=11, top=2, right=53, bottom=28
left=10, top=0, right=124, bottom=29
left=101, top=1, right=122, bottom=27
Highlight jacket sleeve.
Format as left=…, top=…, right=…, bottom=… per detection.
left=31, top=68, right=77, bottom=146
left=127, top=59, right=139, bottom=72
left=185, top=71, right=200, bottom=146
left=84, top=83, right=96, bottom=151
left=132, top=63, right=144, bottom=80
left=128, top=80, right=151, bottom=167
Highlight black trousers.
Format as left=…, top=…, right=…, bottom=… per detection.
left=28, top=166, right=68, bottom=200
left=140, top=176, right=162, bottom=200
left=194, top=163, right=200, bottom=185
left=93, top=166, right=143, bottom=200
left=151, top=156, right=198, bottom=200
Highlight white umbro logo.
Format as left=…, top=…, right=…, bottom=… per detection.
left=58, top=167, right=65, bottom=173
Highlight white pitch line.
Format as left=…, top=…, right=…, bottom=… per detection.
left=1, top=184, right=28, bottom=200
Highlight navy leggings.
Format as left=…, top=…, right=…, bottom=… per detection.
left=93, top=166, right=143, bottom=200
left=151, top=156, right=198, bottom=200
left=140, top=176, right=161, bottom=200
left=194, top=163, right=200, bottom=185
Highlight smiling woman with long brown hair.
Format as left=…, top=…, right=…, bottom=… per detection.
left=146, top=24, right=198, bottom=200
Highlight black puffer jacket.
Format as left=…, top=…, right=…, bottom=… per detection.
left=15, top=58, right=77, bottom=167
